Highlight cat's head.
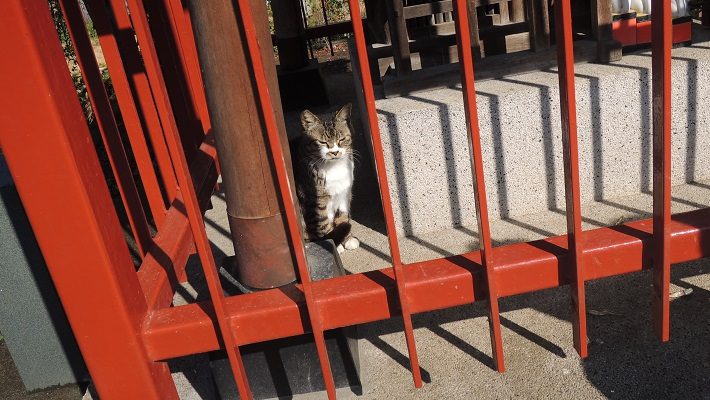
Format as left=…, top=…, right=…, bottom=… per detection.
left=300, top=103, right=353, bottom=161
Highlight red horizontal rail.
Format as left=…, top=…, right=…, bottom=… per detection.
left=143, top=207, right=710, bottom=361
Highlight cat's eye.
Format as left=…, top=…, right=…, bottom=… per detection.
left=317, top=140, right=327, bottom=145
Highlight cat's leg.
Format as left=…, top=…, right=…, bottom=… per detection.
left=304, top=201, right=334, bottom=243
left=333, top=210, right=359, bottom=251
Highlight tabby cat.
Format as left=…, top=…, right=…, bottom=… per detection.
left=291, top=103, right=359, bottom=253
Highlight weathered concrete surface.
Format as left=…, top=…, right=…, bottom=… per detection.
left=372, top=26, right=710, bottom=235
left=0, top=155, right=87, bottom=391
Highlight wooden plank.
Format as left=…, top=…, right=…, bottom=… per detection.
left=403, top=0, right=513, bottom=20
left=404, top=0, right=453, bottom=19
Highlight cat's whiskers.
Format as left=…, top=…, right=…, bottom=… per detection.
left=347, top=149, right=362, bottom=165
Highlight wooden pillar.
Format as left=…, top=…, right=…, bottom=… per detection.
left=591, top=0, right=622, bottom=61
left=527, top=0, right=551, bottom=51
left=385, top=0, right=412, bottom=75
left=189, top=0, right=298, bottom=289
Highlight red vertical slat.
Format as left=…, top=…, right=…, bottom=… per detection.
left=234, top=0, right=339, bottom=397
left=83, top=0, right=170, bottom=228
left=164, top=0, right=223, bottom=180
left=106, top=0, right=180, bottom=207
left=165, top=0, right=212, bottom=134
left=347, top=0, right=424, bottom=388
left=173, top=0, right=223, bottom=181
left=452, top=0, right=506, bottom=372
left=651, top=0, right=672, bottom=341
left=123, top=0, right=254, bottom=397
left=553, top=0, right=588, bottom=357
left=60, top=0, right=152, bottom=257
left=143, top=0, right=202, bottom=158
left=0, top=1, right=176, bottom=397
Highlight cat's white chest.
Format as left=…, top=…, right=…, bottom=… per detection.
left=324, top=159, right=353, bottom=195
left=323, top=159, right=353, bottom=217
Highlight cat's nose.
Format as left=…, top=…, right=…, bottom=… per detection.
left=328, top=150, right=341, bottom=157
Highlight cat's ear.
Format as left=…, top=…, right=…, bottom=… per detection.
left=301, top=110, right=322, bottom=131
left=334, top=103, right=352, bottom=124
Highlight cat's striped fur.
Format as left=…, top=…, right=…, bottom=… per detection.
left=291, top=104, right=359, bottom=252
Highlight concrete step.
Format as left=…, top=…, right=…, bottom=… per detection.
left=356, top=24, right=710, bottom=237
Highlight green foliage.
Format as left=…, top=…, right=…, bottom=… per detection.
left=47, top=0, right=111, bottom=123
left=48, top=0, right=76, bottom=66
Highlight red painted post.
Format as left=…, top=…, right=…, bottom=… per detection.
left=348, top=0, right=424, bottom=388
left=651, top=0, right=672, bottom=342
left=0, top=1, right=176, bottom=398
left=553, top=0, right=589, bottom=357
left=452, top=0, right=506, bottom=372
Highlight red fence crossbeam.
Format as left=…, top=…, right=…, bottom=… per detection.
left=348, top=0, right=424, bottom=388
left=452, top=0, right=506, bottom=372
left=234, top=0, right=339, bottom=397
left=123, top=0, right=253, bottom=398
left=59, top=0, right=152, bottom=257
left=553, top=0, right=589, bottom=357
left=110, top=0, right=180, bottom=209
left=651, top=0, right=672, bottom=341
left=142, top=207, right=710, bottom=361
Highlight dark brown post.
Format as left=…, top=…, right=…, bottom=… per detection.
left=189, top=0, right=297, bottom=289
left=527, top=0, right=551, bottom=51
left=271, top=0, right=309, bottom=70
left=385, top=0, right=412, bottom=75
left=591, top=0, right=622, bottom=62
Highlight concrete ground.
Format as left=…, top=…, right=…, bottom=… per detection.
left=0, top=338, right=84, bottom=400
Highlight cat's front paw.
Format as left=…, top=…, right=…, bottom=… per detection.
left=344, top=236, right=360, bottom=250
left=336, top=244, right=345, bottom=254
